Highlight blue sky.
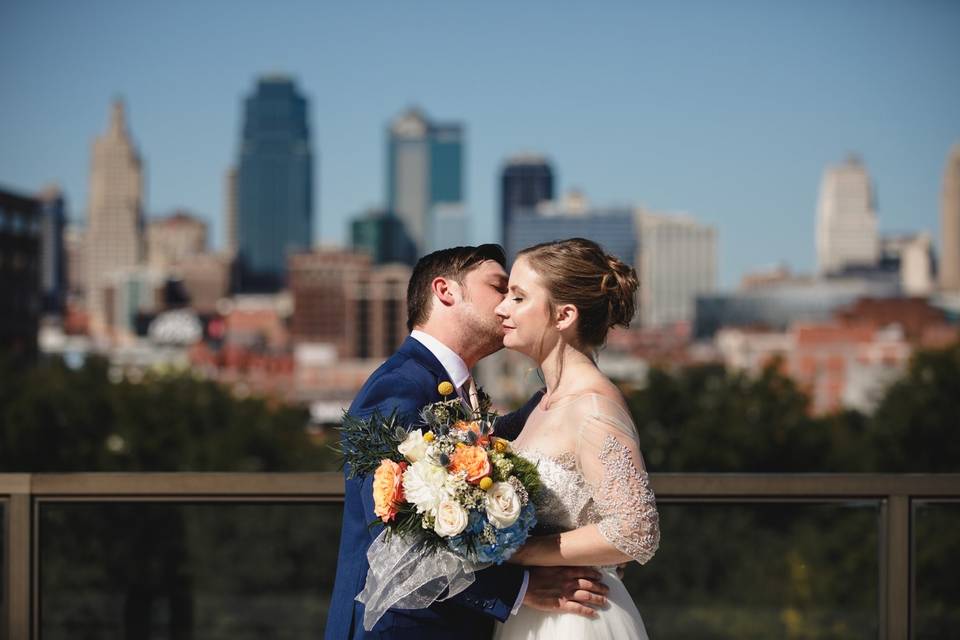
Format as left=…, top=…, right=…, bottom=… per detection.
left=1, top=0, right=958, bottom=288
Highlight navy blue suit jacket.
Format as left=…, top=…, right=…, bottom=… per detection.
left=324, top=337, right=541, bottom=639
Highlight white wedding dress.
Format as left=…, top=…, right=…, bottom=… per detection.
left=494, top=393, right=659, bottom=640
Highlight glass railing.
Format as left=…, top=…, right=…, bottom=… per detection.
left=912, top=500, right=960, bottom=640
left=1, top=500, right=5, bottom=636
left=39, top=502, right=342, bottom=638
left=3, top=473, right=958, bottom=640
left=624, top=502, right=881, bottom=638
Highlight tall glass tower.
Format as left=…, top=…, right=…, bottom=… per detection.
left=236, top=75, right=313, bottom=292
left=500, top=154, right=554, bottom=245
left=386, top=107, right=463, bottom=255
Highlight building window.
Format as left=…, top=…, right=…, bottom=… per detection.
left=385, top=299, right=399, bottom=354
left=357, top=299, right=370, bottom=359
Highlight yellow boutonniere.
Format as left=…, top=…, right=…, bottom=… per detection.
left=437, top=381, right=455, bottom=397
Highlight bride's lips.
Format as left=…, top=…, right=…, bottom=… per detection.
left=501, top=325, right=515, bottom=332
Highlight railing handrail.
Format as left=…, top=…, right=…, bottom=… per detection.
left=2, top=472, right=959, bottom=498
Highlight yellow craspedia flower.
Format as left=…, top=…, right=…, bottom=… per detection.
left=423, top=431, right=435, bottom=442
left=479, top=477, right=494, bottom=491
left=437, top=381, right=455, bottom=396
left=494, top=438, right=509, bottom=453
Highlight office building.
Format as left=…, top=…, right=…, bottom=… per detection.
left=236, top=75, right=313, bottom=292
left=289, top=250, right=410, bottom=360
left=0, top=187, right=42, bottom=356
left=506, top=202, right=636, bottom=268
left=816, top=154, right=879, bottom=275
left=500, top=155, right=554, bottom=244
left=350, top=209, right=416, bottom=266
left=638, top=212, right=717, bottom=327
left=147, top=210, right=207, bottom=269
left=386, top=107, right=464, bottom=254
left=940, top=143, right=960, bottom=293
left=85, top=100, right=145, bottom=334
left=38, top=185, right=68, bottom=315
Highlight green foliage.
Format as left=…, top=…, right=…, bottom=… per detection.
left=8, top=340, right=955, bottom=474
left=0, top=354, right=330, bottom=472
left=504, top=451, right=542, bottom=501
left=626, top=342, right=960, bottom=473
left=335, top=409, right=408, bottom=478
left=869, top=341, right=960, bottom=472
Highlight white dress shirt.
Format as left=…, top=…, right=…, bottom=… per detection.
left=408, top=330, right=529, bottom=615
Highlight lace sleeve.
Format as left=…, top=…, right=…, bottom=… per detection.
left=576, top=397, right=660, bottom=564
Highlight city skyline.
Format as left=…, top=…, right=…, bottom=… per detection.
left=1, top=1, right=959, bottom=288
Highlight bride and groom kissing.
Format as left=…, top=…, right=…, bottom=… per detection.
left=326, top=239, right=660, bottom=639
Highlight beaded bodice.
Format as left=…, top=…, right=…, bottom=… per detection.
left=517, top=449, right=591, bottom=533
left=510, top=393, right=660, bottom=565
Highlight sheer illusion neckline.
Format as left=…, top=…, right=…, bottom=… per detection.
left=538, top=391, right=624, bottom=413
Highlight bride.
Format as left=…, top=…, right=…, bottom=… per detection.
left=493, top=238, right=660, bottom=639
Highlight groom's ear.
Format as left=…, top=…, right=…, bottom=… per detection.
left=555, top=304, right=578, bottom=331
left=431, top=276, right=457, bottom=308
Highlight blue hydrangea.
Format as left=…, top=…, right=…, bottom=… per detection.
left=446, top=503, right=538, bottom=565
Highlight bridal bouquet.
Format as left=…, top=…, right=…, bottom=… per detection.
left=339, top=381, right=541, bottom=629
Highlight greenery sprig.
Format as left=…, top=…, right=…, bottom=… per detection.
left=336, top=409, right=408, bottom=478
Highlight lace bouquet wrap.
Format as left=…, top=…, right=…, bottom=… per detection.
left=339, top=383, right=541, bottom=630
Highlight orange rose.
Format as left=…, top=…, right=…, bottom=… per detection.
left=448, top=445, right=492, bottom=484
left=372, top=459, right=407, bottom=523
left=453, top=420, right=490, bottom=446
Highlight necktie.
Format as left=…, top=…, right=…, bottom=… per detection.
left=465, top=376, right=480, bottom=413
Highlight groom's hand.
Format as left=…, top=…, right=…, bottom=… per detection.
left=523, top=566, right=609, bottom=618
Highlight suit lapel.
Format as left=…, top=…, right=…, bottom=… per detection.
left=397, top=336, right=450, bottom=403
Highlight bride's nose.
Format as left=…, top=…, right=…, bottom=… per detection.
left=494, top=299, right=509, bottom=319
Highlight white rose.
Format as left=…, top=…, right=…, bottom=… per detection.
left=402, top=459, right=451, bottom=515
left=433, top=499, right=469, bottom=537
left=485, top=482, right=521, bottom=529
left=397, top=429, right=427, bottom=463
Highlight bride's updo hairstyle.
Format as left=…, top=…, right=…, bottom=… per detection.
left=516, top=237, right=639, bottom=348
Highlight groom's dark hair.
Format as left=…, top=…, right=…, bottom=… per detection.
left=407, top=244, right=506, bottom=331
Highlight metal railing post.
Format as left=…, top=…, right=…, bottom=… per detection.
left=5, top=477, right=31, bottom=640
left=883, top=494, right=910, bottom=640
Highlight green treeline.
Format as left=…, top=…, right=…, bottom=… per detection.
left=0, top=355, right=332, bottom=472
left=628, top=341, right=960, bottom=474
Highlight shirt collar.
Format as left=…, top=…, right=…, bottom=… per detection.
left=409, top=330, right=471, bottom=391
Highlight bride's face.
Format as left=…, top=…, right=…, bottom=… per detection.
left=495, top=257, right=556, bottom=358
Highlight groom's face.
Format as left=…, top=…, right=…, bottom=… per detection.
left=454, top=259, right=510, bottom=354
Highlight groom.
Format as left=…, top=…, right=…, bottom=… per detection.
left=325, top=244, right=610, bottom=639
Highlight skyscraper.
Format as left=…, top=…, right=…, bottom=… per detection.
left=939, top=143, right=960, bottom=293
left=147, top=210, right=207, bottom=269
left=505, top=205, right=636, bottom=269
left=815, top=154, right=879, bottom=275
left=350, top=208, right=416, bottom=266
left=224, top=165, right=238, bottom=256
left=236, top=75, right=313, bottom=292
left=0, top=187, right=42, bottom=357
left=85, top=100, right=144, bottom=334
left=386, top=107, right=463, bottom=255
left=38, top=185, right=67, bottom=315
left=638, top=211, right=717, bottom=327
left=500, top=154, right=554, bottom=244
